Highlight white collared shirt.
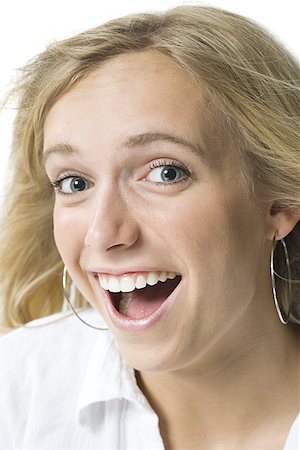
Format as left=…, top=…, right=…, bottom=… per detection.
left=0, top=309, right=299, bottom=450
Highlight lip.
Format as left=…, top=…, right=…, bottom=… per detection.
left=92, top=268, right=179, bottom=276
left=97, top=275, right=183, bottom=332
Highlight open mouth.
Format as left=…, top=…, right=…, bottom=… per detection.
left=108, top=275, right=182, bottom=319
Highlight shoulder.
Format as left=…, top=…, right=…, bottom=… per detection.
left=0, top=308, right=104, bottom=343
left=0, top=310, right=111, bottom=448
left=284, top=413, right=300, bottom=450
left=0, top=309, right=107, bottom=382
left=0, top=309, right=94, bottom=350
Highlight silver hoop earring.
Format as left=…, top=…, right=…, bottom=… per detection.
left=270, top=236, right=291, bottom=325
left=63, top=266, right=109, bottom=331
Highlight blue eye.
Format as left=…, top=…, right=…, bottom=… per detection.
left=50, top=175, right=90, bottom=196
left=148, top=166, right=184, bottom=183
left=62, top=177, right=87, bottom=193
left=147, top=160, right=191, bottom=185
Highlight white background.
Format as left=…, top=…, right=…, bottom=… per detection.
left=0, top=0, right=299, bottom=203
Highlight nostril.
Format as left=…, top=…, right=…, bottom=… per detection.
left=106, top=243, right=125, bottom=251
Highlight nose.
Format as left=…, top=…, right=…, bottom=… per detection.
left=84, top=185, right=140, bottom=252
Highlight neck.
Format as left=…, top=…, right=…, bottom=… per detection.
left=136, top=310, right=300, bottom=448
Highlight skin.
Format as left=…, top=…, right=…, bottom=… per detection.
left=43, top=51, right=300, bottom=450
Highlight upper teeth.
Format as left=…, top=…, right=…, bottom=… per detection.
left=98, top=271, right=178, bottom=293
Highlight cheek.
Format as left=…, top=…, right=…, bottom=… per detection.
left=53, top=204, right=98, bottom=304
left=176, top=193, right=263, bottom=335
left=53, top=204, right=86, bottom=267
left=176, top=188, right=261, bottom=282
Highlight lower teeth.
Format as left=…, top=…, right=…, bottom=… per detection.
left=119, top=292, right=133, bottom=315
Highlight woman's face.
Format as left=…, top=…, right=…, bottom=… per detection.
left=43, top=51, right=271, bottom=371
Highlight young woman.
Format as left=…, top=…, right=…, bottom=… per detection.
left=0, top=5, right=299, bottom=450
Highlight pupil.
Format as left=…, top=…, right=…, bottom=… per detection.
left=71, top=178, right=86, bottom=191
left=162, top=167, right=177, bottom=182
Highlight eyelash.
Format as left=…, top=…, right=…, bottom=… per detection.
left=49, top=172, right=84, bottom=196
left=49, top=159, right=192, bottom=196
left=148, top=159, right=192, bottom=186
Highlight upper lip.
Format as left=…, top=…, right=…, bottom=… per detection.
left=90, top=268, right=181, bottom=276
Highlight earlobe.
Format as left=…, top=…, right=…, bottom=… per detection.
left=266, top=203, right=300, bottom=240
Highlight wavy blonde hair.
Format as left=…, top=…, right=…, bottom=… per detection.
left=1, top=5, right=299, bottom=334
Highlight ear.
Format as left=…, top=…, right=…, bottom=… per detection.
left=265, top=203, right=300, bottom=240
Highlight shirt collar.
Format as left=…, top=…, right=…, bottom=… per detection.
left=76, top=330, right=149, bottom=423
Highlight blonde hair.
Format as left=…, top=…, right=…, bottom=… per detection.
left=1, top=5, right=299, bottom=334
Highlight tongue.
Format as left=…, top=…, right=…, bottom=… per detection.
left=124, top=278, right=178, bottom=319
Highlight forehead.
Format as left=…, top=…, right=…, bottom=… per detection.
left=44, top=51, right=234, bottom=169
left=45, top=51, right=205, bottom=127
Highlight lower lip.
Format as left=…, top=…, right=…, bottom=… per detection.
left=98, top=277, right=183, bottom=332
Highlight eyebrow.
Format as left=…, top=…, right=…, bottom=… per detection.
left=43, top=143, right=78, bottom=165
left=43, top=132, right=207, bottom=165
